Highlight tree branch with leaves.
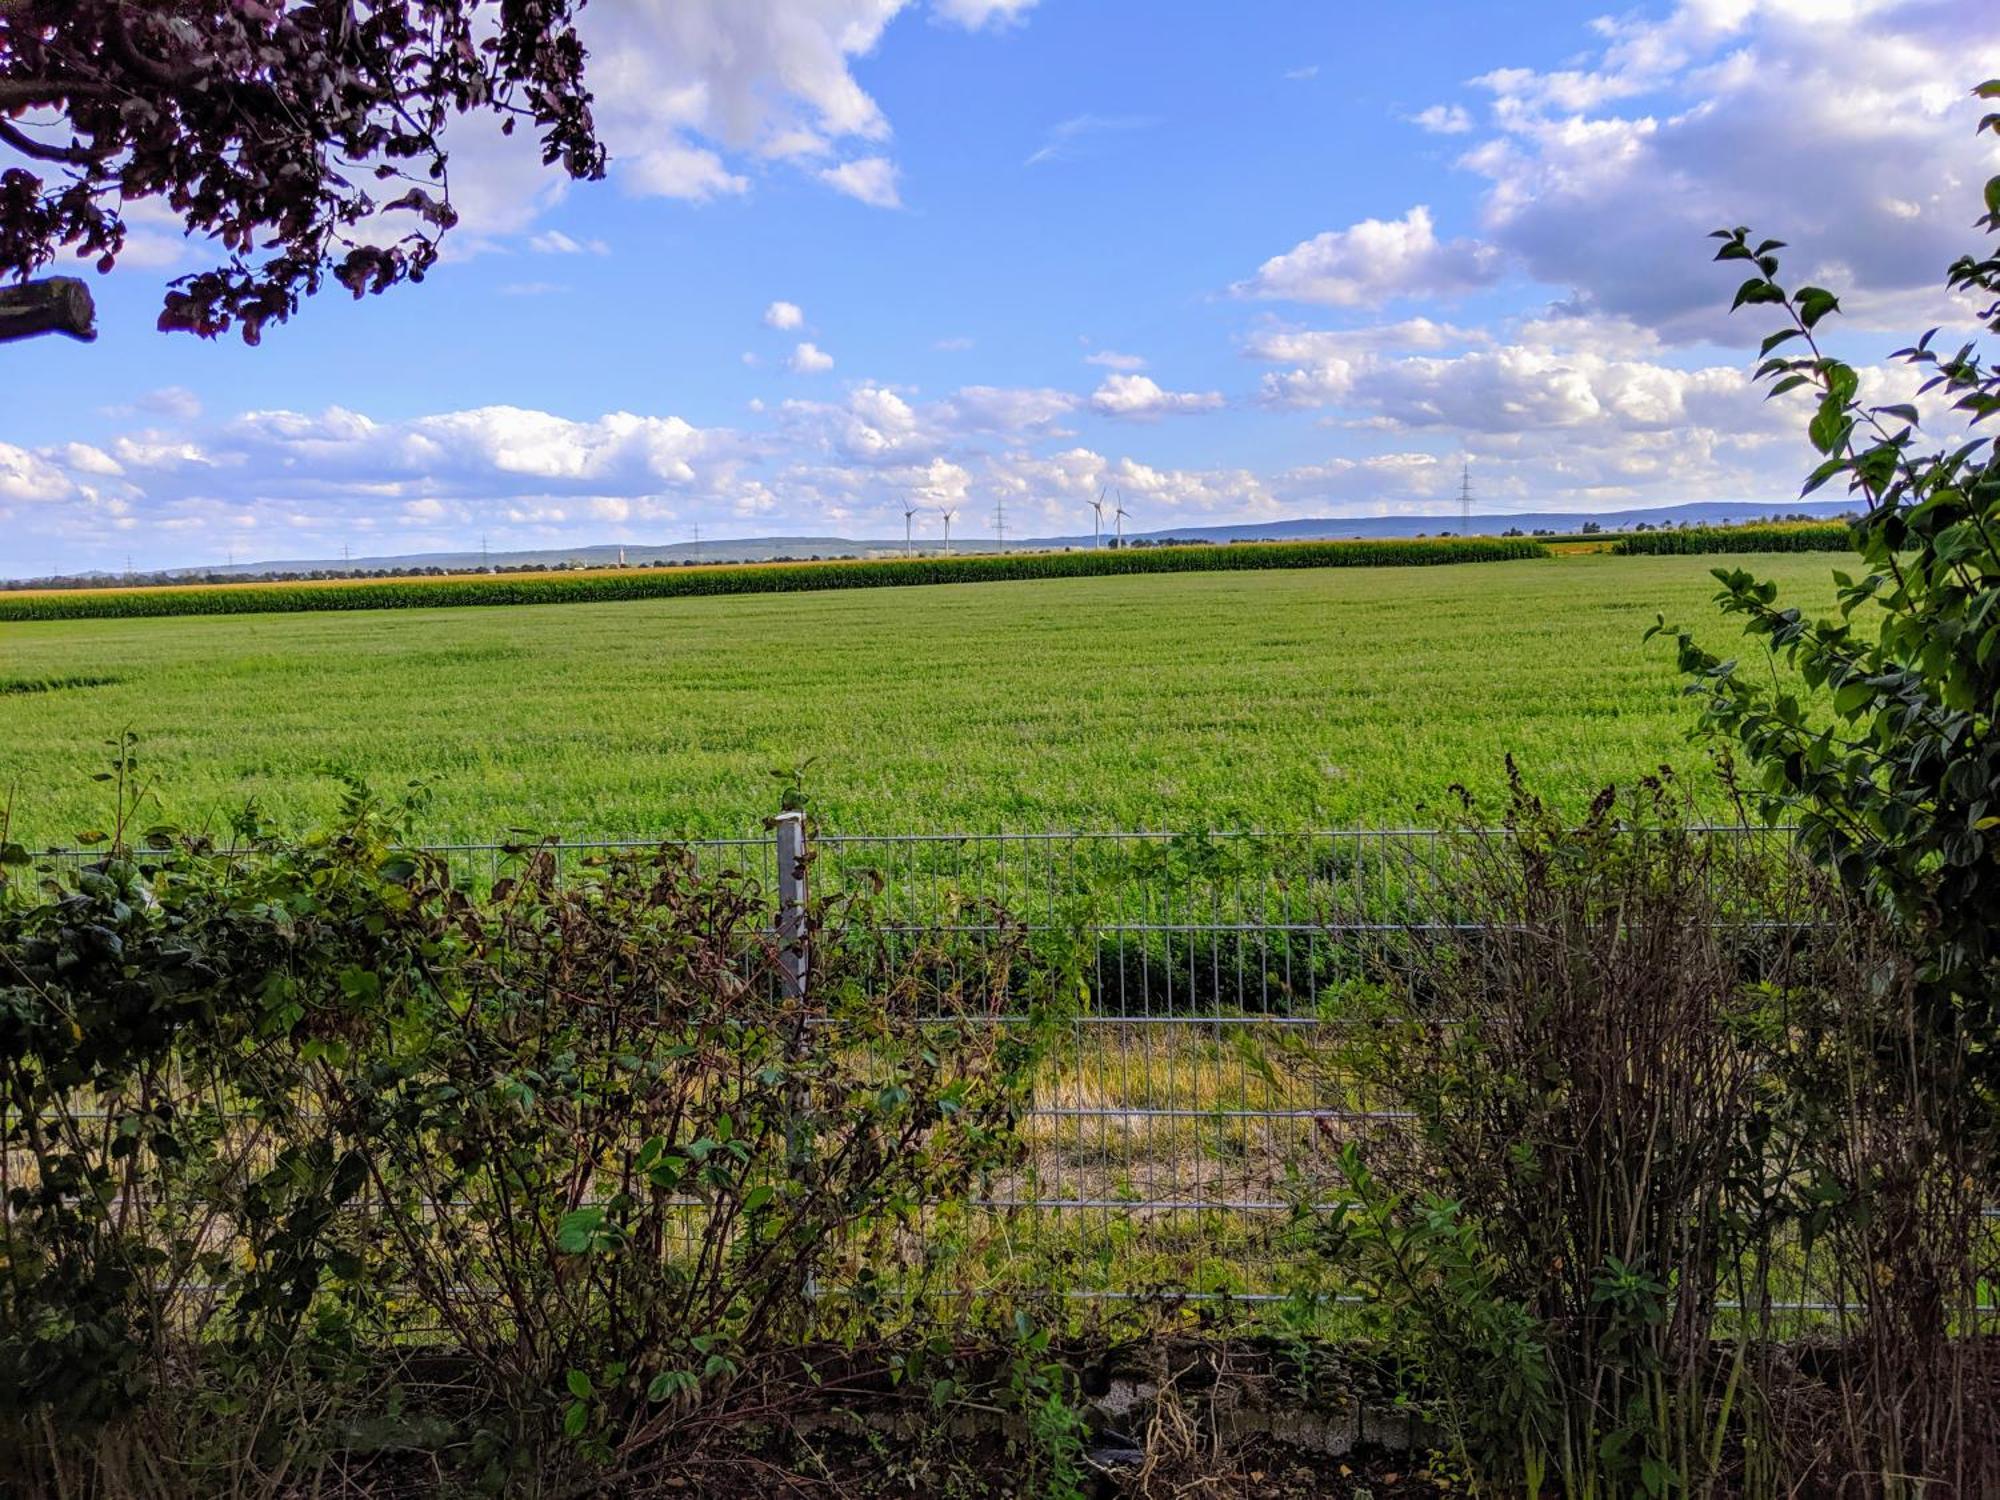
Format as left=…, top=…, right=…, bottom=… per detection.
left=0, top=0, right=607, bottom=345
left=1652, top=79, right=2000, bottom=1088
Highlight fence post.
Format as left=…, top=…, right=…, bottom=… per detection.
left=774, top=810, right=809, bottom=1000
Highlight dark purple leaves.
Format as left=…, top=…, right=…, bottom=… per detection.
left=0, top=0, right=604, bottom=342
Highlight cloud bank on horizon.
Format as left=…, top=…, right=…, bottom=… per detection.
left=3, top=0, right=1997, bottom=574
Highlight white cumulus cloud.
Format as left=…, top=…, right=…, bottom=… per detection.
left=1456, top=0, right=2000, bottom=340
left=1088, top=375, right=1226, bottom=420
left=946, top=386, right=1080, bottom=433
left=1410, top=103, right=1473, bottom=134
left=1237, top=206, right=1503, bottom=308
left=427, top=0, right=1040, bottom=235
left=790, top=342, right=836, bottom=374
left=931, top=0, right=1040, bottom=28
left=0, top=444, right=78, bottom=504
left=818, top=156, right=903, bottom=208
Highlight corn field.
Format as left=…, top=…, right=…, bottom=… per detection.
left=0, top=536, right=1550, bottom=622
left=1610, top=521, right=1852, bottom=555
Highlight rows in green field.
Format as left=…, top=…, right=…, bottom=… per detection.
left=0, top=536, right=1546, bottom=623
left=1611, top=521, right=1851, bottom=555
left=0, top=555, right=1847, bottom=850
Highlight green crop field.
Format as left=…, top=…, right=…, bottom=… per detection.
left=0, top=552, right=1841, bottom=849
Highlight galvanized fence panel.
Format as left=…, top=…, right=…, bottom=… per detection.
left=31, top=819, right=1987, bottom=1324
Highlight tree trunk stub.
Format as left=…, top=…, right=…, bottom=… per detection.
left=0, top=276, right=97, bottom=342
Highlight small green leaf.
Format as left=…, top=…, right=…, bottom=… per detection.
left=1759, top=327, right=1805, bottom=357
left=337, top=966, right=382, bottom=1004
left=1797, top=285, right=1841, bottom=329
left=555, top=1207, right=604, bottom=1254
left=1833, top=681, right=1874, bottom=717
left=1731, top=276, right=1775, bottom=311
left=648, top=1369, right=697, bottom=1402
left=1809, top=397, right=1851, bottom=455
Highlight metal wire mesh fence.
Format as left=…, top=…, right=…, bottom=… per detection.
left=803, top=827, right=1436, bottom=1306
left=32, top=818, right=1991, bottom=1325
left=397, top=820, right=1796, bottom=1308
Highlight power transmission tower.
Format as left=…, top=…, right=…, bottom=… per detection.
left=992, top=492, right=1007, bottom=553
left=1459, top=459, right=1473, bottom=534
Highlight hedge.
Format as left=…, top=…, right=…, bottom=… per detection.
left=0, top=537, right=1549, bottom=622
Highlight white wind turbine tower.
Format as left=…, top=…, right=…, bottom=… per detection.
left=1113, top=491, right=1130, bottom=549
left=903, top=499, right=921, bottom=558
left=939, top=506, right=957, bottom=557
left=1090, top=488, right=1108, bottom=549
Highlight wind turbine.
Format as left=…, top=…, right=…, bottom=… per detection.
left=903, top=500, right=921, bottom=558
left=939, top=506, right=957, bottom=557
left=1113, top=491, right=1130, bottom=549
left=1090, top=488, right=1108, bottom=549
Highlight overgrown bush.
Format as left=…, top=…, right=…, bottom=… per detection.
left=1743, top=901, right=2000, bottom=1497
left=0, top=778, right=1067, bottom=1496
left=1637, top=80, right=2000, bottom=1496
left=1297, top=776, right=1786, bottom=1497
left=1297, top=771, right=2000, bottom=1498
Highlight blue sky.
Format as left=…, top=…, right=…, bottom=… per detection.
left=3, top=0, right=1996, bottom=575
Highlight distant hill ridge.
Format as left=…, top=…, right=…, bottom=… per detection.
left=12, top=500, right=1852, bottom=586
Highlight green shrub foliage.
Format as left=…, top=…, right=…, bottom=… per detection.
left=1302, top=780, right=1782, bottom=1496
left=0, top=782, right=1062, bottom=1492
left=0, top=537, right=1549, bottom=623
left=1652, top=85, right=2000, bottom=1104
left=1304, top=774, right=2000, bottom=1497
